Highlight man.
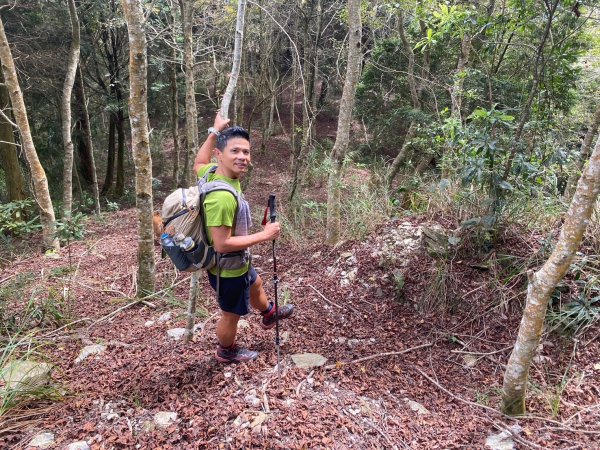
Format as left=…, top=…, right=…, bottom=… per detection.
left=193, top=113, right=294, bottom=363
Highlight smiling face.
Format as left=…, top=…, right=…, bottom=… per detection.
left=215, top=137, right=251, bottom=179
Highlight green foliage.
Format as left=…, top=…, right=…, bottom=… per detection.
left=54, top=213, right=88, bottom=242
left=0, top=200, right=41, bottom=237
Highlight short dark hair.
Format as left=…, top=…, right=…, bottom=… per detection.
left=216, top=126, right=250, bottom=151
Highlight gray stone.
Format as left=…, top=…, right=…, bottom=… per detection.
left=238, top=319, right=250, bottom=329
left=64, top=441, right=91, bottom=450
left=144, top=320, right=155, bottom=327
left=485, top=426, right=522, bottom=450
left=291, top=353, right=327, bottom=369
left=157, top=312, right=172, bottom=323
left=405, top=398, right=430, bottom=415
left=28, top=432, right=55, bottom=448
left=1, top=360, right=52, bottom=390
left=75, top=344, right=107, bottom=364
left=166, top=328, right=186, bottom=340
left=154, top=411, right=177, bottom=429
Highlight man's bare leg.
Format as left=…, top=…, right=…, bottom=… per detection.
left=249, top=275, right=269, bottom=311
left=216, top=311, right=240, bottom=347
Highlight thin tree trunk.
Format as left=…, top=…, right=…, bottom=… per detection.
left=220, top=0, right=247, bottom=120
left=121, top=0, right=156, bottom=296
left=502, top=132, right=600, bottom=415
left=0, top=72, right=25, bottom=202
left=0, top=14, right=59, bottom=251
left=115, top=107, right=125, bottom=196
left=170, top=46, right=180, bottom=188
left=565, top=105, right=600, bottom=200
left=179, top=0, right=198, bottom=186
left=74, top=66, right=101, bottom=214
left=325, top=0, right=362, bottom=245
left=102, top=115, right=116, bottom=195
left=61, top=0, right=81, bottom=220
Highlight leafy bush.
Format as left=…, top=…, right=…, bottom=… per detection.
left=0, top=200, right=41, bottom=237
left=54, top=212, right=88, bottom=242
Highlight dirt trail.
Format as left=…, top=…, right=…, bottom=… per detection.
left=1, top=132, right=599, bottom=449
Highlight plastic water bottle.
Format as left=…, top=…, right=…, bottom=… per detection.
left=179, top=236, right=196, bottom=251
left=160, top=233, right=175, bottom=247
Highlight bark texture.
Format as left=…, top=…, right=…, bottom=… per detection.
left=502, top=132, right=600, bottom=415
left=325, top=0, right=362, bottom=245
left=0, top=15, right=58, bottom=250
left=121, top=0, right=156, bottom=296
left=61, top=0, right=81, bottom=219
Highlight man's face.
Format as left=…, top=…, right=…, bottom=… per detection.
left=216, top=137, right=251, bottom=179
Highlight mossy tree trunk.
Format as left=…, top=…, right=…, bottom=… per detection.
left=325, top=0, right=362, bottom=245
left=0, top=13, right=59, bottom=251
left=502, top=132, right=600, bottom=415
left=121, top=0, right=156, bottom=296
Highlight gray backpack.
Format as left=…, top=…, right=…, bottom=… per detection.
left=160, top=166, right=244, bottom=272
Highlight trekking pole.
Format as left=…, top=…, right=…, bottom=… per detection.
left=268, top=193, right=281, bottom=377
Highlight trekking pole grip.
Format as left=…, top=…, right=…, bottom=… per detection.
left=268, top=194, right=276, bottom=224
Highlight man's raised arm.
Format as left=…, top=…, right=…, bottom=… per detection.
left=193, top=113, right=230, bottom=174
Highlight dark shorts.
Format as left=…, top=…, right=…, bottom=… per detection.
left=207, top=267, right=258, bottom=316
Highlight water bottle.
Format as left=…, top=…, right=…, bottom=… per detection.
left=160, top=233, right=175, bottom=247
left=179, top=236, right=196, bottom=252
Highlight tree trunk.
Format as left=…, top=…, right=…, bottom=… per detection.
left=121, top=0, right=156, bottom=296
left=61, top=0, right=81, bottom=219
left=325, top=0, right=361, bottom=245
left=179, top=0, right=198, bottom=186
left=115, top=107, right=125, bottom=196
left=450, top=33, right=471, bottom=123
left=501, top=132, right=600, bottom=416
left=565, top=105, right=600, bottom=200
left=74, top=66, right=101, bottom=214
left=170, top=45, right=180, bottom=188
left=0, top=71, right=25, bottom=202
left=220, top=0, right=247, bottom=120
left=0, top=15, right=59, bottom=251
left=102, top=114, right=116, bottom=195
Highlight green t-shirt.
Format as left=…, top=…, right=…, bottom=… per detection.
left=197, top=163, right=249, bottom=278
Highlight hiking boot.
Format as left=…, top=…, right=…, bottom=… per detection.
left=215, top=344, right=259, bottom=363
left=260, top=303, right=295, bottom=330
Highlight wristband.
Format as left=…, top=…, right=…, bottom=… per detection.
left=208, top=127, right=220, bottom=137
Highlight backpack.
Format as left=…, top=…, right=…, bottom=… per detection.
left=160, top=166, right=244, bottom=272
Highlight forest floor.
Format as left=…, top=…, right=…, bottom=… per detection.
left=1, top=129, right=600, bottom=449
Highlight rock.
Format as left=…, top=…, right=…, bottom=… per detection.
left=375, top=288, right=384, bottom=298
left=167, top=328, right=186, bottom=340
left=1, top=360, right=52, bottom=390
left=291, top=353, right=327, bottom=369
left=238, top=319, right=250, bottom=329
left=335, top=337, right=347, bottom=344
left=340, top=252, right=353, bottom=259
left=64, top=441, right=91, bottom=450
left=144, top=320, right=155, bottom=328
left=347, top=339, right=361, bottom=347
left=463, top=355, right=479, bottom=368
left=154, top=411, right=177, bottom=429
left=75, top=344, right=107, bottom=364
left=485, top=425, right=522, bottom=450
left=245, top=390, right=261, bottom=408
left=405, top=399, right=430, bottom=415
left=340, top=279, right=350, bottom=288
left=157, top=312, right=172, bottom=323
left=28, top=432, right=55, bottom=448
